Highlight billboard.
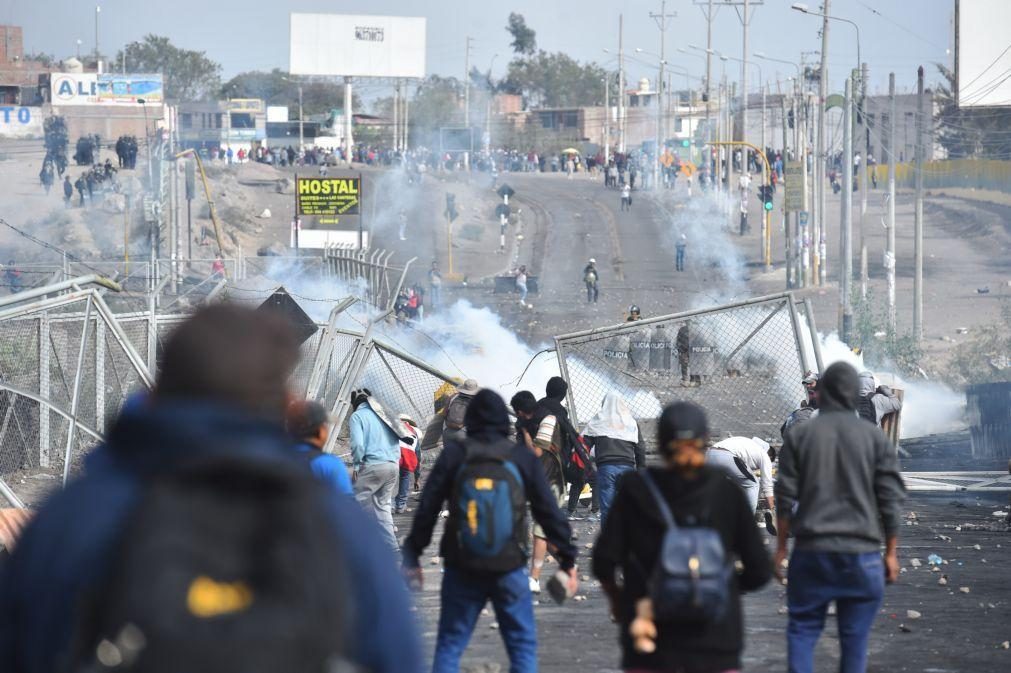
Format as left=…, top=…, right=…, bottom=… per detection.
left=0, top=106, right=43, bottom=138
left=295, top=175, right=364, bottom=249
left=289, top=14, right=426, bottom=78
left=51, top=73, right=163, bottom=105
left=956, top=0, right=1011, bottom=107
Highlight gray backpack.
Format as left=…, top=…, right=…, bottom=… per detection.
left=445, top=394, right=471, bottom=431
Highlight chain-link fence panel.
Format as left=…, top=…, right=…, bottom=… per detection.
left=0, top=292, right=151, bottom=504
left=555, top=293, right=811, bottom=445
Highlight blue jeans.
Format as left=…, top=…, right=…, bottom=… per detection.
left=517, top=282, right=528, bottom=303
left=596, top=463, right=633, bottom=525
left=675, top=247, right=686, bottom=271
left=395, top=467, right=413, bottom=510
left=787, top=550, right=885, bottom=673
left=432, top=565, right=537, bottom=673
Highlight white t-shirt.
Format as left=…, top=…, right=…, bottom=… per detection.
left=712, top=436, right=774, bottom=498
left=621, top=185, right=631, bottom=199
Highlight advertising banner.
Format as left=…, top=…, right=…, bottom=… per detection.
left=0, top=106, right=44, bottom=138
left=289, top=14, right=426, bottom=78
left=51, top=73, right=163, bottom=105
left=295, top=175, right=364, bottom=248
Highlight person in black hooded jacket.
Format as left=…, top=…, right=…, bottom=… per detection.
left=593, top=401, right=771, bottom=672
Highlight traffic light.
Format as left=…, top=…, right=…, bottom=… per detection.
left=445, top=193, right=459, bottom=222
left=788, top=108, right=795, bottom=129
left=758, top=185, right=774, bottom=211
left=681, top=139, right=690, bottom=148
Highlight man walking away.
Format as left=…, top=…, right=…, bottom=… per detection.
left=584, top=258, right=599, bottom=303
left=675, top=234, right=687, bottom=272
left=286, top=399, right=353, bottom=496
left=74, top=175, right=85, bottom=207
left=620, top=182, right=632, bottom=211
left=63, top=175, right=73, bottom=208
left=515, top=265, right=529, bottom=307
left=403, top=389, right=578, bottom=673
left=398, top=210, right=408, bottom=241
left=349, top=389, right=402, bottom=552
left=428, top=261, right=443, bottom=309
left=775, top=362, right=906, bottom=673
left=581, top=392, right=644, bottom=523
left=857, top=371, right=902, bottom=428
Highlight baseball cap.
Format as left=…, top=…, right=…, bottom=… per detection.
left=659, top=401, right=709, bottom=446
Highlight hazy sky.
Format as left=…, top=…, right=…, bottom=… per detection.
left=9, top=0, right=953, bottom=98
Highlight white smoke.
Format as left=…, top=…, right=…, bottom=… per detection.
left=818, top=331, right=966, bottom=439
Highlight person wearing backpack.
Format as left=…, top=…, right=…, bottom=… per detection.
left=285, top=398, right=353, bottom=495
left=592, top=401, right=771, bottom=673
left=402, top=389, right=578, bottom=673
left=0, top=305, right=421, bottom=673
left=421, top=378, right=480, bottom=450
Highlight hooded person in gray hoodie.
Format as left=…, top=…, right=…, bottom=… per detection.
left=856, top=370, right=902, bottom=427
left=774, top=362, right=906, bottom=673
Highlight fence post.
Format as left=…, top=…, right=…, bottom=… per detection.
left=95, top=318, right=106, bottom=434
left=305, top=297, right=358, bottom=399
left=38, top=311, right=50, bottom=468
left=61, top=297, right=93, bottom=486
left=802, top=298, right=824, bottom=371
left=787, top=298, right=811, bottom=375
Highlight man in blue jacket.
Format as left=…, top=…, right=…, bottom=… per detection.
left=286, top=398, right=353, bottom=495
left=0, top=305, right=421, bottom=673
left=349, top=389, right=401, bottom=552
left=403, top=388, right=578, bottom=673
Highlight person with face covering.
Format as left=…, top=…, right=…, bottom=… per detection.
left=581, top=392, right=645, bottom=523
left=593, top=401, right=771, bottom=673
left=775, top=362, right=906, bottom=673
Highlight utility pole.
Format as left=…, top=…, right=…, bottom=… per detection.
left=94, top=4, right=100, bottom=65
left=914, top=65, right=925, bottom=342
left=393, top=80, right=400, bottom=151
left=886, top=72, right=897, bottom=332
left=703, top=0, right=715, bottom=186
left=464, top=37, right=472, bottom=127
left=859, top=62, right=869, bottom=300
left=816, top=0, right=830, bottom=286
left=781, top=87, right=790, bottom=287
left=603, top=73, right=610, bottom=164
left=297, top=84, right=304, bottom=152
left=403, top=84, right=410, bottom=150
left=618, top=15, right=626, bottom=154
left=840, top=74, right=853, bottom=342
left=344, top=77, right=353, bottom=168
left=650, top=1, right=676, bottom=191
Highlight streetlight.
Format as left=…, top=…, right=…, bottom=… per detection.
left=94, top=5, right=100, bottom=67
left=636, top=47, right=668, bottom=190
left=485, top=54, right=498, bottom=154
left=281, top=75, right=304, bottom=152
left=791, top=3, right=860, bottom=74
left=76, top=39, right=82, bottom=60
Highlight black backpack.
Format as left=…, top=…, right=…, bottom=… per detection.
left=640, top=470, right=732, bottom=624
left=856, top=395, right=877, bottom=424
left=70, top=455, right=351, bottom=673
left=450, top=438, right=527, bottom=573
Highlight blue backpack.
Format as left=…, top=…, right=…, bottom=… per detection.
left=451, top=439, right=527, bottom=573
left=640, top=470, right=732, bottom=623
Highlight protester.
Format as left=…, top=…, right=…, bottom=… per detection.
left=706, top=436, right=775, bottom=516
left=421, top=378, right=479, bottom=449
left=0, top=305, right=420, bottom=673
left=515, top=264, right=529, bottom=307
left=857, top=370, right=902, bottom=427
left=581, top=392, right=645, bottom=523
left=63, top=175, right=73, bottom=207
left=511, top=380, right=572, bottom=594
left=285, top=398, right=352, bottom=495
left=593, top=401, right=772, bottom=672
left=428, top=261, right=443, bottom=309
left=403, top=389, right=578, bottom=673
left=775, top=362, right=906, bottom=673
left=781, top=372, right=820, bottom=439
left=675, top=234, right=687, bottom=272
left=394, top=414, right=421, bottom=514
left=349, top=388, right=402, bottom=552
left=620, top=181, right=632, bottom=211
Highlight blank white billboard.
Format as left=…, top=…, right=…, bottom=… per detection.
left=289, top=14, right=426, bottom=79
left=957, top=0, right=1011, bottom=107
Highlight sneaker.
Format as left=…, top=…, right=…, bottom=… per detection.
left=567, top=512, right=583, bottom=521
left=529, top=577, right=541, bottom=594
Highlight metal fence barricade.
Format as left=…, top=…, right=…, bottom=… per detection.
left=555, top=293, right=811, bottom=443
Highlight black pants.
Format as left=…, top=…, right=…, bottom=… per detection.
left=567, top=469, right=598, bottom=513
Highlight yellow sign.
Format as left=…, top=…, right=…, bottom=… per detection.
left=296, top=177, right=362, bottom=226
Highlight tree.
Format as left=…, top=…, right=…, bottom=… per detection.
left=506, top=13, right=537, bottom=56
left=405, top=75, right=464, bottom=148
left=934, top=63, right=1011, bottom=160
left=23, top=51, right=55, bottom=67
left=115, top=35, right=221, bottom=101
left=501, top=51, right=606, bottom=108
left=220, top=69, right=353, bottom=119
